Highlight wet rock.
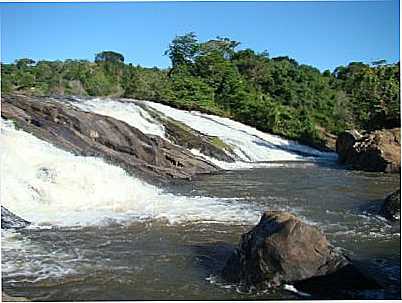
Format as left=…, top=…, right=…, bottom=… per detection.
left=336, top=130, right=362, bottom=163
left=336, top=128, right=400, bottom=173
left=138, top=103, right=236, bottom=162
left=222, top=211, right=349, bottom=286
left=293, top=263, right=381, bottom=298
left=222, top=211, right=379, bottom=293
left=1, top=206, right=30, bottom=229
left=2, top=292, right=28, bottom=302
left=380, top=189, right=401, bottom=221
left=1, top=94, right=220, bottom=184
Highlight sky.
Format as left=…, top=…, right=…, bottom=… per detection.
left=0, top=1, right=400, bottom=71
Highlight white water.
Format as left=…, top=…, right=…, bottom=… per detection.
left=1, top=119, right=261, bottom=227
left=68, top=97, right=165, bottom=138
left=1, top=98, right=334, bottom=227
left=145, top=101, right=336, bottom=162
left=65, top=97, right=336, bottom=168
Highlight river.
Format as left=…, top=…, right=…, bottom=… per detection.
left=2, top=162, right=400, bottom=300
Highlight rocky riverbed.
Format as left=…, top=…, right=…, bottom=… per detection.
left=1, top=94, right=400, bottom=300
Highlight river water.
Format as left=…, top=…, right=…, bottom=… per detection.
left=2, top=162, right=400, bottom=300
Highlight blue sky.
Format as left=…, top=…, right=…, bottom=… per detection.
left=0, top=1, right=399, bottom=71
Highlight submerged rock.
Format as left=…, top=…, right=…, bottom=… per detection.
left=1, top=94, right=220, bottom=184
left=336, top=128, right=400, bottom=173
left=380, top=189, right=401, bottom=221
left=1, top=206, right=30, bottom=229
left=222, top=211, right=379, bottom=293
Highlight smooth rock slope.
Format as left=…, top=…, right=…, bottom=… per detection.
left=1, top=94, right=219, bottom=183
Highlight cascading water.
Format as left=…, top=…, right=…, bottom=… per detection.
left=144, top=100, right=336, bottom=162
left=69, top=98, right=166, bottom=138
left=1, top=119, right=261, bottom=227
left=64, top=97, right=337, bottom=168
left=2, top=99, right=399, bottom=301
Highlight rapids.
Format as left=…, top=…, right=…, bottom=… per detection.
left=1, top=98, right=399, bottom=300
left=66, top=97, right=337, bottom=167
left=0, top=119, right=260, bottom=227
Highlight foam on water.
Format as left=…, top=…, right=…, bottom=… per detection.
left=69, top=97, right=165, bottom=138
left=66, top=98, right=336, bottom=169
left=1, top=119, right=261, bottom=227
left=144, top=101, right=337, bottom=162
left=2, top=229, right=79, bottom=284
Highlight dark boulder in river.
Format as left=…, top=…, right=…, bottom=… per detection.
left=222, top=211, right=380, bottom=293
left=1, top=94, right=220, bottom=184
left=380, top=189, right=401, bottom=221
left=336, top=128, right=400, bottom=173
left=1, top=206, right=30, bottom=229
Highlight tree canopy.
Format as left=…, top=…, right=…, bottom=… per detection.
left=95, top=51, right=125, bottom=63
left=2, top=33, right=399, bottom=148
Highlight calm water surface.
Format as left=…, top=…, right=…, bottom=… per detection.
left=2, top=163, right=400, bottom=300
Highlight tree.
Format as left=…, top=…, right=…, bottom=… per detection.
left=16, top=58, right=35, bottom=69
left=199, top=37, right=240, bottom=60
left=95, top=51, right=125, bottom=63
left=164, top=32, right=200, bottom=69
left=371, top=59, right=387, bottom=66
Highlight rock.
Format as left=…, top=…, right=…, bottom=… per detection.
left=2, top=292, right=28, bottom=302
left=222, top=211, right=380, bottom=295
left=336, top=130, right=362, bottom=163
left=336, top=128, right=400, bottom=173
left=380, top=189, right=401, bottom=221
left=222, top=211, right=349, bottom=287
left=293, top=262, right=381, bottom=298
left=135, top=102, right=236, bottom=162
left=1, top=206, right=30, bottom=229
left=1, top=94, right=220, bottom=184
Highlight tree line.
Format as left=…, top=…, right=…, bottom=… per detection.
left=1, top=33, right=399, bottom=147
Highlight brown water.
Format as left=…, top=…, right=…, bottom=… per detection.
left=2, top=163, right=400, bottom=300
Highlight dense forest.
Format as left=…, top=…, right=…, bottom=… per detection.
left=1, top=33, right=400, bottom=147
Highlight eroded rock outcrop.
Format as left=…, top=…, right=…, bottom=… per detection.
left=380, top=189, right=401, bottom=221
left=1, top=94, right=220, bottom=184
left=336, top=129, right=400, bottom=173
left=222, top=211, right=379, bottom=293
left=134, top=102, right=236, bottom=162
left=1, top=206, right=30, bottom=229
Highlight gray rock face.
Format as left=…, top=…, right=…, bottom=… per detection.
left=336, top=130, right=361, bottom=163
left=221, top=211, right=349, bottom=287
left=1, top=94, right=220, bottom=184
left=336, top=129, right=400, bottom=173
left=135, top=102, right=236, bottom=163
left=380, top=189, right=401, bottom=221
left=1, top=206, right=30, bottom=229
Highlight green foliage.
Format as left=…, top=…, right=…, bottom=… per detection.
left=333, top=62, right=400, bottom=130
left=95, top=51, right=125, bottom=63
left=165, top=33, right=199, bottom=68
left=1, top=33, right=399, bottom=148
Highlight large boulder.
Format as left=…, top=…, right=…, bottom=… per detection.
left=336, top=128, right=400, bottom=173
left=336, top=130, right=362, bottom=163
left=1, top=206, right=30, bottom=229
left=380, top=189, right=401, bottom=221
left=222, top=211, right=379, bottom=294
left=222, top=211, right=349, bottom=286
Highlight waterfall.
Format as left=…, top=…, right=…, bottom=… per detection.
left=67, top=97, right=337, bottom=169
left=1, top=119, right=260, bottom=227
